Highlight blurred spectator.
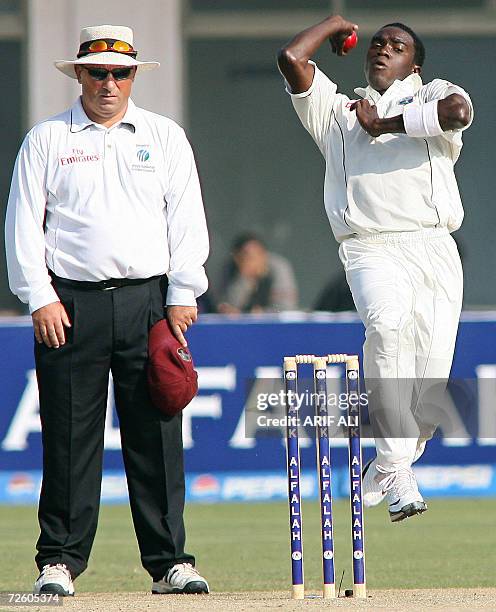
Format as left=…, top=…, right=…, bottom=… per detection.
left=0, top=308, right=25, bottom=316
left=314, top=270, right=355, bottom=312
left=217, top=233, right=298, bottom=313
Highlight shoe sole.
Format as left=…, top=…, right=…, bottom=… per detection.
left=152, top=581, right=209, bottom=595
left=38, top=584, right=74, bottom=596
left=389, top=501, right=427, bottom=523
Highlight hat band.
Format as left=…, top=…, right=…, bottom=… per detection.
left=77, top=38, right=137, bottom=59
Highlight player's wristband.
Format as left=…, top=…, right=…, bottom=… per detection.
left=403, top=100, right=444, bottom=138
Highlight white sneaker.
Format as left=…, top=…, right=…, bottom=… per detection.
left=362, top=457, right=387, bottom=507
left=385, top=467, right=427, bottom=522
left=33, top=564, right=74, bottom=596
left=152, top=563, right=209, bottom=594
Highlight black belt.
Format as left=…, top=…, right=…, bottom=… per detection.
left=50, top=272, right=162, bottom=291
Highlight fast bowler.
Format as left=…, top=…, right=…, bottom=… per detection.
left=277, top=15, right=473, bottom=522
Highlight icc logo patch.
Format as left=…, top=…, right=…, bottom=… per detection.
left=291, top=551, right=302, bottom=561
left=136, top=149, right=150, bottom=162
left=132, top=147, right=155, bottom=172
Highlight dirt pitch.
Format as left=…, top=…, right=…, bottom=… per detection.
left=1, top=589, right=495, bottom=612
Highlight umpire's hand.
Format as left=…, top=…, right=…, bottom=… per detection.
left=167, top=305, right=198, bottom=348
left=32, top=302, right=72, bottom=349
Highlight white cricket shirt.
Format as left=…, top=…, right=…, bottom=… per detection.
left=5, top=98, right=209, bottom=313
left=287, top=63, right=473, bottom=242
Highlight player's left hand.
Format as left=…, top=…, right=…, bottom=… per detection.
left=167, top=305, right=198, bottom=347
left=350, top=99, right=382, bottom=137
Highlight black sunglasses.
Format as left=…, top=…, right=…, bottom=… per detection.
left=83, top=66, right=134, bottom=81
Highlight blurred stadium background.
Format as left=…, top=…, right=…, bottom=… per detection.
left=1, top=0, right=496, bottom=310
left=0, top=0, right=495, bottom=595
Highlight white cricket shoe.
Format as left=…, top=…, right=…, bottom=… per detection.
left=362, top=457, right=387, bottom=507
left=152, top=563, right=209, bottom=594
left=385, top=466, right=427, bottom=522
left=33, top=563, right=74, bottom=596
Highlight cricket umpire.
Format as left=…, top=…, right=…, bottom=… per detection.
left=5, top=25, right=209, bottom=595
left=278, top=16, right=472, bottom=521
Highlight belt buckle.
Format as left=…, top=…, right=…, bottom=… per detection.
left=102, top=279, right=119, bottom=290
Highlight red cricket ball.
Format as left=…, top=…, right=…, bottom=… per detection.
left=343, top=31, right=358, bottom=53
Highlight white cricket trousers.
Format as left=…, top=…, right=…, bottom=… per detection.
left=339, top=228, right=463, bottom=471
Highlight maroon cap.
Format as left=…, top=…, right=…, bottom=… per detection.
left=147, top=319, right=198, bottom=416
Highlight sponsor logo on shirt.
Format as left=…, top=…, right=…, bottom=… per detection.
left=60, top=148, right=100, bottom=165
left=132, top=145, right=155, bottom=173
left=398, top=96, right=414, bottom=105
left=136, top=149, right=150, bottom=162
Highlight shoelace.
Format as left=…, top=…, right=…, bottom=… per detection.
left=167, top=563, right=200, bottom=582
left=376, top=466, right=418, bottom=498
left=41, top=564, right=71, bottom=580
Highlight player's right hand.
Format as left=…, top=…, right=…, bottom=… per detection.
left=328, top=16, right=358, bottom=56
left=32, top=301, right=71, bottom=349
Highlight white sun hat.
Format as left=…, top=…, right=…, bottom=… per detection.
left=54, top=25, right=160, bottom=79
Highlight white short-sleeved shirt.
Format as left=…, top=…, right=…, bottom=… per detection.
left=5, top=98, right=209, bottom=312
left=287, top=63, right=473, bottom=242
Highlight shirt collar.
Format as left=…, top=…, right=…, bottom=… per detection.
left=354, top=73, right=423, bottom=104
left=70, top=97, right=138, bottom=133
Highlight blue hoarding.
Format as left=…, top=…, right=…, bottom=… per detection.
left=1, top=312, right=495, bottom=503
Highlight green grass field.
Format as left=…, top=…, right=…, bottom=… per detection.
left=0, top=498, right=494, bottom=594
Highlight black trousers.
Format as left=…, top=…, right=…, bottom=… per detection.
left=34, top=276, right=194, bottom=580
